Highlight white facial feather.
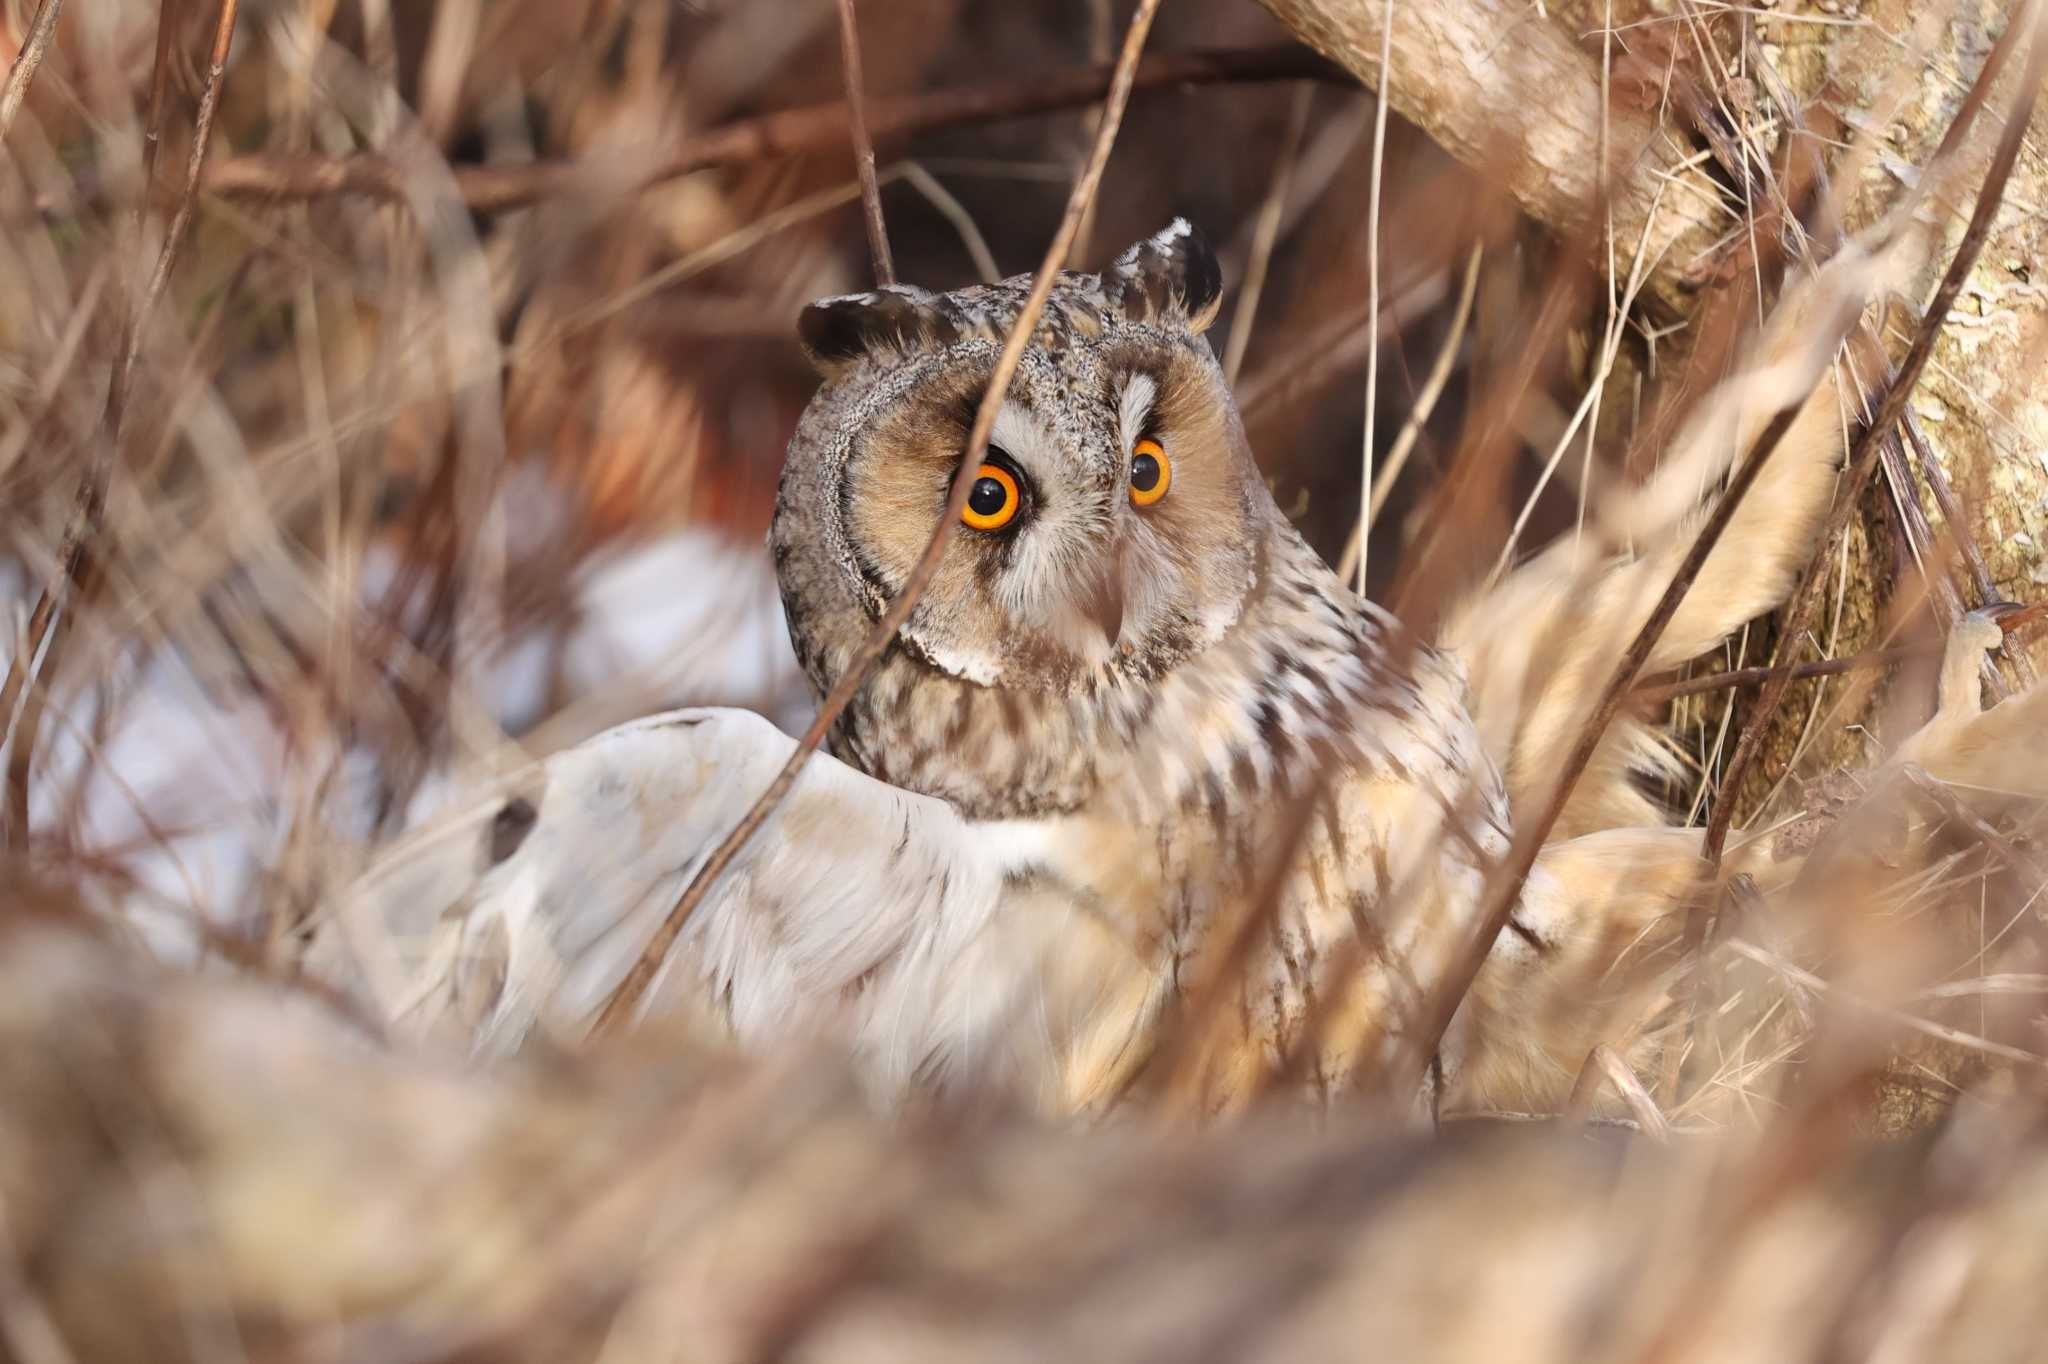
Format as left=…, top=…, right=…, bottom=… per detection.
left=988, top=399, right=1051, bottom=475
left=1117, top=372, right=1158, bottom=457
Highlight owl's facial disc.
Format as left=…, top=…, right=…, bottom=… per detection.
left=838, top=328, right=1258, bottom=694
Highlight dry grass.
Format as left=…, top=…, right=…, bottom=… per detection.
left=2, top=0, right=2047, bottom=1358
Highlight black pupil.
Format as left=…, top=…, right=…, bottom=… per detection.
left=1131, top=452, right=1161, bottom=493
left=969, top=476, right=1009, bottom=518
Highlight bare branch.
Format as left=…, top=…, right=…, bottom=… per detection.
left=833, top=0, right=894, bottom=287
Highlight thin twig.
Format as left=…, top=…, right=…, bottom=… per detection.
left=131, top=0, right=242, bottom=383
left=1877, top=419, right=1965, bottom=628
left=1751, top=26, right=2009, bottom=702
left=1355, top=0, right=1395, bottom=596
left=0, top=0, right=65, bottom=144
left=1388, top=225, right=1605, bottom=621
left=592, top=0, right=1168, bottom=1034
left=1904, top=411, right=1999, bottom=616
left=1633, top=644, right=1919, bottom=705
left=1071, top=0, right=1115, bottom=261
left=833, top=0, right=894, bottom=286
left=1221, top=82, right=1312, bottom=386
left=1877, top=412, right=2004, bottom=704
left=1335, top=240, right=1481, bottom=586
left=140, top=0, right=182, bottom=190
left=200, top=45, right=1344, bottom=212
left=1490, top=178, right=1674, bottom=585
left=899, top=162, right=999, bottom=283
left=1236, top=265, right=1446, bottom=420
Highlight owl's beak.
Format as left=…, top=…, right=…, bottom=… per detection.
left=1082, top=567, right=1125, bottom=648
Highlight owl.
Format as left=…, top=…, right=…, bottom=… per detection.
left=764, top=221, right=1536, bottom=1113
left=757, top=218, right=1885, bottom=1114
left=320, top=219, right=1956, bottom=1120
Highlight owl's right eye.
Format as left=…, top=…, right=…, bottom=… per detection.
left=961, top=460, right=1021, bottom=532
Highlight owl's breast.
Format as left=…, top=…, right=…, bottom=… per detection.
left=828, top=644, right=1114, bottom=820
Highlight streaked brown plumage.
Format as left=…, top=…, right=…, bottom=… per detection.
left=765, top=219, right=1878, bottom=1114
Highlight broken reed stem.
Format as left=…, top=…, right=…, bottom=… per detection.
left=0, top=0, right=65, bottom=143
left=592, top=0, right=1168, bottom=1034
left=1699, top=16, right=2045, bottom=873
left=201, top=45, right=1342, bottom=212
left=1565, top=1044, right=1671, bottom=1138
left=833, top=0, right=895, bottom=287
left=1, top=0, right=241, bottom=847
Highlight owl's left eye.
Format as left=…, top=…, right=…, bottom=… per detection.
left=1130, top=438, right=1171, bottom=507
left=961, top=459, right=1022, bottom=532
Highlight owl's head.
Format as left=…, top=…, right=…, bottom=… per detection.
left=773, top=221, right=1265, bottom=697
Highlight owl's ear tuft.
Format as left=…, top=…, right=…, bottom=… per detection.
left=798, top=286, right=944, bottom=375
left=1106, top=219, right=1223, bottom=334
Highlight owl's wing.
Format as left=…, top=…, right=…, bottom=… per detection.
left=307, top=708, right=1056, bottom=1082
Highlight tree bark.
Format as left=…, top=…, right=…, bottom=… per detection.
left=1256, top=0, right=1728, bottom=313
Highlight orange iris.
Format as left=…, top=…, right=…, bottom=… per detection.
left=1129, top=437, right=1171, bottom=507
left=961, top=462, right=1021, bottom=531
